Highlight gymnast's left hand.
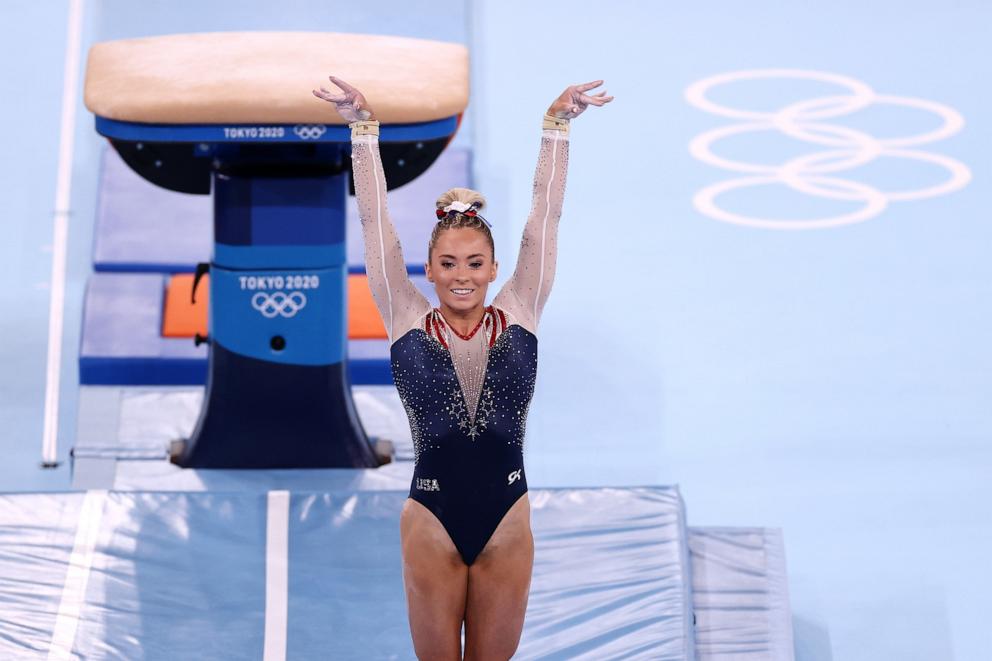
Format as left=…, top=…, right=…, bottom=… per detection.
left=547, top=80, right=614, bottom=119
left=312, top=75, right=376, bottom=122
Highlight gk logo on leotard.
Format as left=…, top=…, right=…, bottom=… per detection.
left=251, top=292, right=307, bottom=318
left=416, top=478, right=440, bottom=492
left=507, top=469, right=522, bottom=486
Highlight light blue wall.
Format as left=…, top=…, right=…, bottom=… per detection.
left=472, top=0, right=990, bottom=478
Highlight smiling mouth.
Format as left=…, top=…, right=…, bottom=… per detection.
left=451, top=288, right=474, bottom=296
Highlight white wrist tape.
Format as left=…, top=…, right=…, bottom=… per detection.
left=350, top=119, right=380, bottom=138
left=542, top=114, right=570, bottom=133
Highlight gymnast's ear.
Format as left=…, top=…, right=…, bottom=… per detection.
left=425, top=261, right=433, bottom=283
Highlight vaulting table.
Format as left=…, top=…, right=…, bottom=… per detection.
left=83, top=32, right=468, bottom=468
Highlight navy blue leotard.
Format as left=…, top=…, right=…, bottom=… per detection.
left=392, top=310, right=537, bottom=564
left=350, top=121, right=569, bottom=565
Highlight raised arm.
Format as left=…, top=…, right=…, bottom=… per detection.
left=313, top=76, right=430, bottom=343
left=494, top=81, right=613, bottom=334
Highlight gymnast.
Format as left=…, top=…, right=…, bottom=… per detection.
left=314, top=76, right=611, bottom=660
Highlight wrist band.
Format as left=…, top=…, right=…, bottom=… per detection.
left=542, top=114, right=570, bottom=133
left=350, top=119, right=380, bottom=138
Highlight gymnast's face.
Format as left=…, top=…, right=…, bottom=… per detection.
left=426, top=228, right=498, bottom=315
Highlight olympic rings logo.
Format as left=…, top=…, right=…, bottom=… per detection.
left=685, top=69, right=971, bottom=230
left=251, top=291, right=307, bottom=318
left=293, top=124, right=327, bottom=140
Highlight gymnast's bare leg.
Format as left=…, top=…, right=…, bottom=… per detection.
left=401, top=499, right=468, bottom=660
left=463, top=494, right=534, bottom=661
left=401, top=495, right=533, bottom=661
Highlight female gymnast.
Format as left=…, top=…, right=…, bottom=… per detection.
left=314, top=76, right=611, bottom=660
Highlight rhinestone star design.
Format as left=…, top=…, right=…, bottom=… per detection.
left=447, top=387, right=495, bottom=441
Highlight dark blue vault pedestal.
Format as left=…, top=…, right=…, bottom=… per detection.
left=93, top=117, right=459, bottom=468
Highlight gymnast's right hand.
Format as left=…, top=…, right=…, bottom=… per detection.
left=312, top=76, right=377, bottom=122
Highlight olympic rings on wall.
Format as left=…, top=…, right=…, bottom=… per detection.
left=685, top=69, right=971, bottom=230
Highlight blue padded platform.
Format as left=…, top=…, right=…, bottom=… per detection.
left=0, top=488, right=695, bottom=660
left=93, top=145, right=471, bottom=274
left=79, top=273, right=437, bottom=386
left=79, top=273, right=204, bottom=385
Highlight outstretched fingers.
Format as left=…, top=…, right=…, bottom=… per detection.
left=313, top=86, right=346, bottom=102
left=313, top=75, right=375, bottom=122
left=579, top=91, right=613, bottom=106
left=574, top=79, right=604, bottom=93
left=548, top=80, right=612, bottom=119
left=327, top=75, right=359, bottom=93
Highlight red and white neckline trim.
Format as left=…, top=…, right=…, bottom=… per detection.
left=426, top=306, right=508, bottom=349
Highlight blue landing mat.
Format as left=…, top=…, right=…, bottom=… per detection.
left=0, top=488, right=694, bottom=660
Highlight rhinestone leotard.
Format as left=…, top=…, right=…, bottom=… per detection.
left=351, top=122, right=568, bottom=565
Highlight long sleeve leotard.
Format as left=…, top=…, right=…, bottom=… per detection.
left=351, top=123, right=569, bottom=565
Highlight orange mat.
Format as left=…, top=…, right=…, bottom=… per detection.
left=346, top=274, right=389, bottom=339
left=162, top=273, right=387, bottom=340
left=162, top=274, right=208, bottom=338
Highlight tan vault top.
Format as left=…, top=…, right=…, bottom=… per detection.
left=84, top=32, right=469, bottom=125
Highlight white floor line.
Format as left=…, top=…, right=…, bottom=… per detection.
left=41, top=0, right=85, bottom=467
left=47, top=489, right=108, bottom=661
left=263, top=490, right=290, bottom=661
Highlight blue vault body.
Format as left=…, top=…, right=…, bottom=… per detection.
left=92, top=117, right=459, bottom=468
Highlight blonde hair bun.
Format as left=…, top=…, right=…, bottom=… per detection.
left=436, top=188, right=486, bottom=212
